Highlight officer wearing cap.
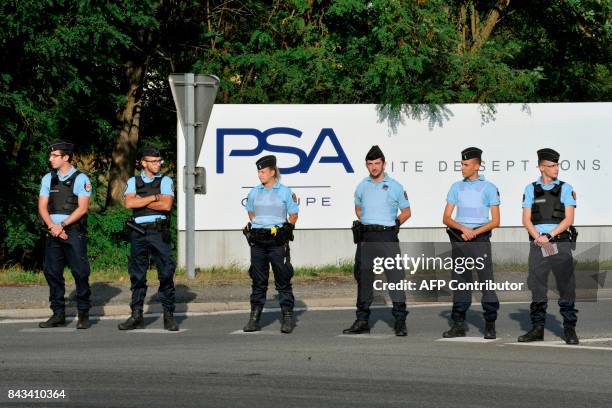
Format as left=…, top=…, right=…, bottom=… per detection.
left=442, top=147, right=501, bottom=339
left=118, top=147, right=178, bottom=331
left=38, top=140, right=93, bottom=329
left=343, top=145, right=411, bottom=336
left=242, top=155, right=299, bottom=334
left=518, top=148, right=579, bottom=345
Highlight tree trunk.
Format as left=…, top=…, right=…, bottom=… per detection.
left=105, top=60, right=147, bottom=208
left=470, top=0, right=511, bottom=52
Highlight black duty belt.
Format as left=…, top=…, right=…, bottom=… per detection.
left=360, top=224, right=397, bottom=232
left=251, top=228, right=278, bottom=240
left=138, top=221, right=169, bottom=231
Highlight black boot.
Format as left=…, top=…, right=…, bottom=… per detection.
left=484, top=320, right=496, bottom=339
left=163, top=311, right=179, bottom=331
left=564, top=327, right=579, bottom=345
left=280, top=309, right=296, bottom=334
left=76, top=311, right=91, bottom=329
left=342, top=320, right=370, bottom=334
left=443, top=321, right=466, bottom=338
left=517, top=325, right=544, bottom=342
left=39, top=311, right=66, bottom=328
left=394, top=319, right=407, bottom=336
left=118, top=310, right=144, bottom=330
left=243, top=306, right=263, bottom=332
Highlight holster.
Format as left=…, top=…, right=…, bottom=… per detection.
left=446, top=227, right=465, bottom=242
left=126, top=216, right=146, bottom=235
left=351, top=220, right=363, bottom=244
left=278, top=222, right=295, bottom=244
left=569, top=225, right=578, bottom=250
left=243, top=222, right=254, bottom=246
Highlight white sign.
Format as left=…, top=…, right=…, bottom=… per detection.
left=177, top=103, right=611, bottom=230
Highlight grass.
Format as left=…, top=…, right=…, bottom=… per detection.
left=2, top=259, right=608, bottom=286
left=0, top=261, right=356, bottom=286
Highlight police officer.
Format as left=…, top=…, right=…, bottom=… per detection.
left=242, top=155, right=299, bottom=334
left=518, top=148, right=579, bottom=345
left=442, top=147, right=500, bottom=339
left=343, top=145, right=411, bottom=336
left=118, top=147, right=178, bottom=331
left=38, top=140, right=92, bottom=329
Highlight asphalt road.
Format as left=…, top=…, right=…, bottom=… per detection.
left=2, top=300, right=612, bottom=408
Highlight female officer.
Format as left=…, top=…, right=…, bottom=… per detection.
left=243, top=155, right=299, bottom=333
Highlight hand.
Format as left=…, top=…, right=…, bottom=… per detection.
left=460, top=226, right=477, bottom=241
left=534, top=234, right=550, bottom=247
left=58, top=231, right=68, bottom=240
left=49, top=224, right=63, bottom=237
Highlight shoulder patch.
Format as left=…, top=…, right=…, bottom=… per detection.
left=291, top=193, right=297, bottom=203
left=403, top=191, right=408, bottom=200
left=496, top=188, right=500, bottom=197
left=85, top=183, right=91, bottom=192
left=572, top=190, right=576, bottom=200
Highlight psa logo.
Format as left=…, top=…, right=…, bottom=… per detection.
left=216, top=127, right=354, bottom=174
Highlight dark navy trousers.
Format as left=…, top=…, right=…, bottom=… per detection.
left=354, top=230, right=408, bottom=322
left=527, top=238, right=577, bottom=328
left=249, top=239, right=295, bottom=310
left=449, top=232, right=499, bottom=323
left=43, top=228, right=91, bottom=313
left=128, top=229, right=176, bottom=313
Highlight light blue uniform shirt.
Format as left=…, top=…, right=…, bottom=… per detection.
left=124, top=171, right=174, bottom=224
left=246, top=182, right=299, bottom=229
left=354, top=173, right=410, bottom=227
left=447, top=175, right=500, bottom=229
left=39, top=166, right=92, bottom=224
left=522, top=177, right=576, bottom=234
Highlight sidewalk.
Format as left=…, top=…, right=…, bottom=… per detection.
left=2, top=273, right=608, bottom=319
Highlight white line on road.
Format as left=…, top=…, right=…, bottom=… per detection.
left=19, top=328, right=76, bottom=333
left=229, top=330, right=282, bottom=336
left=336, top=334, right=396, bottom=339
left=125, top=329, right=189, bottom=334
left=436, top=337, right=497, bottom=343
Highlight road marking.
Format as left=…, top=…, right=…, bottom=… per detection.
left=2, top=298, right=612, bottom=324
left=436, top=337, right=497, bottom=343
left=126, top=329, right=189, bottom=334
left=229, top=330, right=282, bottom=336
left=336, top=334, right=396, bottom=339
left=19, top=328, right=76, bottom=333
left=506, top=338, right=612, bottom=351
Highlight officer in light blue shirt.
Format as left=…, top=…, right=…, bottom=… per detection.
left=518, top=148, right=578, bottom=345
left=38, top=140, right=92, bottom=329
left=245, top=179, right=299, bottom=229
left=124, top=171, right=174, bottom=224
left=118, top=147, right=178, bottom=332
left=242, top=155, right=299, bottom=334
left=442, top=147, right=500, bottom=339
left=344, top=145, right=411, bottom=337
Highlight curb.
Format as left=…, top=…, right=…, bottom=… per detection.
left=0, top=297, right=359, bottom=320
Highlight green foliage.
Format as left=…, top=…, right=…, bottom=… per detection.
left=0, top=0, right=609, bottom=268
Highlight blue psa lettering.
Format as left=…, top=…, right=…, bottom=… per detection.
left=216, top=127, right=354, bottom=174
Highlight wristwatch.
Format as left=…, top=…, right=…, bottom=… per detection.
left=60, top=221, right=67, bottom=229
left=543, top=233, right=552, bottom=240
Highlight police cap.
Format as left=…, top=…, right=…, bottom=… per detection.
left=256, top=155, right=277, bottom=170
left=49, top=140, right=74, bottom=154
left=537, top=148, right=560, bottom=163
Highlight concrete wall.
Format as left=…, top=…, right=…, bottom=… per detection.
left=178, top=226, right=612, bottom=268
